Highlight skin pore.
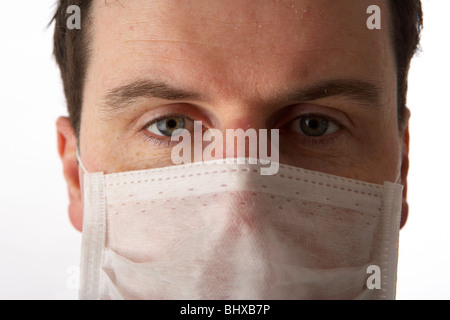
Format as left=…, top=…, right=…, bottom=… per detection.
left=56, top=0, right=409, bottom=231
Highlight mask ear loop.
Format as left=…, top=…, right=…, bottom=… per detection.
left=394, top=170, right=402, bottom=184
left=76, top=145, right=89, bottom=174
left=393, top=156, right=402, bottom=184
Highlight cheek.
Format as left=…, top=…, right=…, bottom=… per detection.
left=346, top=103, right=402, bottom=183
left=278, top=122, right=401, bottom=184
left=360, top=130, right=402, bottom=183
left=80, top=108, right=125, bottom=174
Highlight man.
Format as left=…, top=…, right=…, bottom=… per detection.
left=53, top=0, right=422, bottom=299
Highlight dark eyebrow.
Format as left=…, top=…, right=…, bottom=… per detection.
left=101, top=78, right=382, bottom=118
left=282, top=79, right=382, bottom=108
left=101, top=79, right=206, bottom=117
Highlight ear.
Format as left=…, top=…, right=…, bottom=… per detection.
left=56, top=116, right=83, bottom=232
left=399, top=113, right=410, bottom=229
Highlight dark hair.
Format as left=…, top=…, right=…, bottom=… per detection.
left=388, top=0, right=423, bottom=131
left=51, top=1, right=423, bottom=138
left=52, top=0, right=93, bottom=138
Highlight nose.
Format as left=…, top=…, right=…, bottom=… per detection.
left=201, top=115, right=279, bottom=166
left=223, top=117, right=262, bottom=160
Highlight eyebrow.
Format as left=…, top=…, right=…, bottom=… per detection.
left=283, top=79, right=382, bottom=108
left=100, top=78, right=382, bottom=118
left=101, top=79, right=206, bottom=117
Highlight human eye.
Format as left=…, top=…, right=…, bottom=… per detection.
left=145, top=115, right=194, bottom=137
left=282, top=113, right=343, bottom=147
left=141, top=114, right=196, bottom=146
left=291, top=114, right=340, bottom=136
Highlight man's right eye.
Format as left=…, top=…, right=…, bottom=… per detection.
left=145, top=116, right=194, bottom=137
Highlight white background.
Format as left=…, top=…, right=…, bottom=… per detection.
left=0, top=0, right=448, bottom=300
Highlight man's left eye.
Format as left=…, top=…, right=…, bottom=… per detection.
left=291, top=115, right=340, bottom=136
left=145, top=116, right=194, bottom=136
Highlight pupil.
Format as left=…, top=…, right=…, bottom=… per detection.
left=300, top=116, right=328, bottom=136
left=156, top=116, right=185, bottom=136
left=308, top=119, right=319, bottom=129
left=167, top=119, right=177, bottom=128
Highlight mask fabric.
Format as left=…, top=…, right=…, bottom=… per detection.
left=78, top=158, right=403, bottom=300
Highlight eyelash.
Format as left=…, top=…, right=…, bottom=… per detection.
left=140, top=113, right=196, bottom=147
left=142, top=134, right=175, bottom=147
left=280, top=112, right=344, bottom=146
left=293, top=132, right=341, bottom=147
left=140, top=113, right=344, bottom=147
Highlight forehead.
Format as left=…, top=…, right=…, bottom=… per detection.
left=87, top=0, right=393, bottom=102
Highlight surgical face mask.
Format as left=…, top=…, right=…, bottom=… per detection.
left=77, top=156, right=403, bottom=300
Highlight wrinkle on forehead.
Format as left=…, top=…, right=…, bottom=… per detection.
left=87, top=0, right=394, bottom=104
left=92, top=0, right=388, bottom=51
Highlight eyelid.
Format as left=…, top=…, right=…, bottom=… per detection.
left=141, top=113, right=194, bottom=131
left=283, top=112, right=340, bottom=133
left=141, top=134, right=178, bottom=147
left=277, top=112, right=346, bottom=149
left=291, top=112, right=339, bottom=123
left=272, top=104, right=352, bottom=130
left=135, top=103, right=216, bottom=133
left=278, top=112, right=343, bottom=133
left=292, top=113, right=341, bottom=135
left=139, top=112, right=210, bottom=148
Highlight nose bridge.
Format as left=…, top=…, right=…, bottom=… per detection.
left=220, top=107, right=267, bottom=160
left=199, top=96, right=282, bottom=166
left=202, top=114, right=282, bottom=163
left=224, top=127, right=259, bottom=160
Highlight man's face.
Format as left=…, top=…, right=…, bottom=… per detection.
left=58, top=0, right=409, bottom=230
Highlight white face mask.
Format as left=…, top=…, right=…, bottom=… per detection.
left=77, top=157, right=403, bottom=300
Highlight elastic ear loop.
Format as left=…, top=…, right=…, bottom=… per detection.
left=394, top=169, right=401, bottom=184
left=394, top=156, right=402, bottom=184
left=76, top=146, right=89, bottom=174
